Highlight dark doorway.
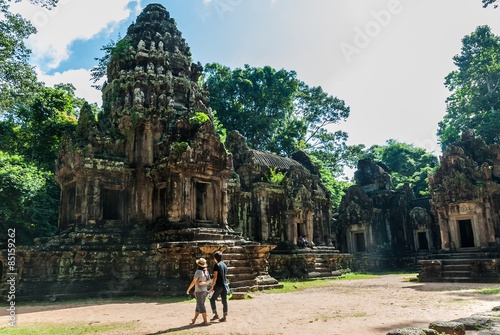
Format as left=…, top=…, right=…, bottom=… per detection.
left=153, top=187, right=167, bottom=219
left=103, top=189, right=124, bottom=220
left=459, top=219, right=475, bottom=248
left=418, top=232, right=429, bottom=250
left=297, top=222, right=305, bottom=237
left=195, top=182, right=215, bottom=221
left=355, top=232, right=366, bottom=252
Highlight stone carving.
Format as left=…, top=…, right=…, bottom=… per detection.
left=133, top=87, right=144, bottom=106
left=147, top=62, right=155, bottom=75
left=338, top=158, right=439, bottom=269
left=137, top=39, right=146, bottom=51
left=429, top=133, right=500, bottom=252
left=0, top=3, right=282, bottom=301
left=226, top=130, right=333, bottom=248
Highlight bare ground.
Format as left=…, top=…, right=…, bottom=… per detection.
left=1, top=275, right=500, bottom=335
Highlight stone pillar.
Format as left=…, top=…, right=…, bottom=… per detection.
left=259, top=190, right=269, bottom=242
left=182, top=176, right=192, bottom=221
left=484, top=203, right=496, bottom=246
left=306, top=211, right=314, bottom=245
left=438, top=212, right=450, bottom=251
left=285, top=211, right=296, bottom=245
left=220, top=179, right=228, bottom=227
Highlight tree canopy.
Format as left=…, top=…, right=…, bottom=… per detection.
left=203, top=63, right=363, bottom=177
left=363, top=140, right=438, bottom=197
left=438, top=25, right=500, bottom=150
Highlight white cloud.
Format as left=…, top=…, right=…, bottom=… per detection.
left=10, top=0, right=142, bottom=70
left=37, top=68, right=103, bottom=105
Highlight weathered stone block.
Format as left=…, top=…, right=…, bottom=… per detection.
left=386, top=328, right=440, bottom=335
left=429, top=321, right=465, bottom=335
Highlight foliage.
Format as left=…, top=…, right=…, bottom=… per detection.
left=0, top=321, right=137, bottom=335
left=0, top=0, right=38, bottom=113
left=203, top=63, right=300, bottom=152
left=262, top=273, right=377, bottom=294
left=203, top=64, right=362, bottom=174
left=203, top=63, right=363, bottom=212
left=212, top=109, right=226, bottom=143
left=91, top=35, right=131, bottom=90
left=263, top=167, right=285, bottom=185
left=438, top=25, right=500, bottom=150
left=473, top=288, right=500, bottom=294
left=189, top=111, right=209, bottom=128
left=363, top=139, right=438, bottom=197
left=310, top=155, right=351, bottom=211
left=0, top=151, right=58, bottom=244
left=171, top=141, right=189, bottom=160
left=0, top=86, right=78, bottom=171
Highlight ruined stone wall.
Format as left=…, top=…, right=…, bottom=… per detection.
left=429, top=133, right=500, bottom=251
left=338, top=159, right=440, bottom=262
left=269, top=251, right=353, bottom=280
left=0, top=4, right=284, bottom=301
left=226, top=131, right=333, bottom=248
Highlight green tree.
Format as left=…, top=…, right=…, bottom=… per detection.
left=438, top=25, right=500, bottom=150
left=0, top=0, right=59, bottom=114
left=203, top=63, right=300, bottom=152
left=1, top=86, right=78, bottom=170
left=364, top=140, right=438, bottom=197
left=203, top=63, right=363, bottom=176
left=0, top=151, right=58, bottom=244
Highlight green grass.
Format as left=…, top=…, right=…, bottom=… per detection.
left=473, top=288, right=500, bottom=295
left=261, top=273, right=378, bottom=294
left=0, top=322, right=137, bottom=334
left=16, top=295, right=193, bottom=308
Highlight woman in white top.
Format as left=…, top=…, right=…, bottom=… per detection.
left=186, top=257, right=211, bottom=324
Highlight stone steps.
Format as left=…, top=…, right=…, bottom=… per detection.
left=419, top=252, right=500, bottom=283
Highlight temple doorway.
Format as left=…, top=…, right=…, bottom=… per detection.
left=355, top=232, right=366, bottom=252
left=458, top=219, right=475, bottom=248
left=195, top=181, right=215, bottom=221
left=417, top=231, right=429, bottom=250
left=103, top=189, right=124, bottom=220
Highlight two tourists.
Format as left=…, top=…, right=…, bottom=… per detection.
left=186, top=251, right=229, bottom=325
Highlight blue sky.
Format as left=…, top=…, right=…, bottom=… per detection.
left=10, top=0, right=500, bottom=160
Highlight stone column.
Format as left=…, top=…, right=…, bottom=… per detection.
left=484, top=203, right=496, bottom=245
left=259, top=189, right=269, bottom=242
left=438, top=211, right=450, bottom=251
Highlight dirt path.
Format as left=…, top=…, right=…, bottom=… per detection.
left=1, top=275, right=499, bottom=334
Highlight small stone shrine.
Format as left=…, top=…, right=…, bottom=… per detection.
left=419, top=130, right=500, bottom=282
left=225, top=130, right=333, bottom=247
left=225, top=131, right=350, bottom=280
left=0, top=4, right=281, bottom=300
left=337, top=158, right=440, bottom=270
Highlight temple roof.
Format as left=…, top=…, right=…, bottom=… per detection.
left=249, top=149, right=306, bottom=171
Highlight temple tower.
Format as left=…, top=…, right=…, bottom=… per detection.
left=56, top=3, right=232, bottom=231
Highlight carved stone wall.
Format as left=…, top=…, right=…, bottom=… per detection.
left=55, top=4, right=233, bottom=231
left=337, top=158, right=440, bottom=267
left=429, top=133, right=500, bottom=251
left=0, top=4, right=282, bottom=300
left=226, top=130, right=333, bottom=248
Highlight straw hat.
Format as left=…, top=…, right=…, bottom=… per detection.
left=196, top=258, right=207, bottom=268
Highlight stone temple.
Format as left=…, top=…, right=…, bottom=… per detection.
left=0, top=4, right=284, bottom=300
left=0, top=4, right=350, bottom=300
